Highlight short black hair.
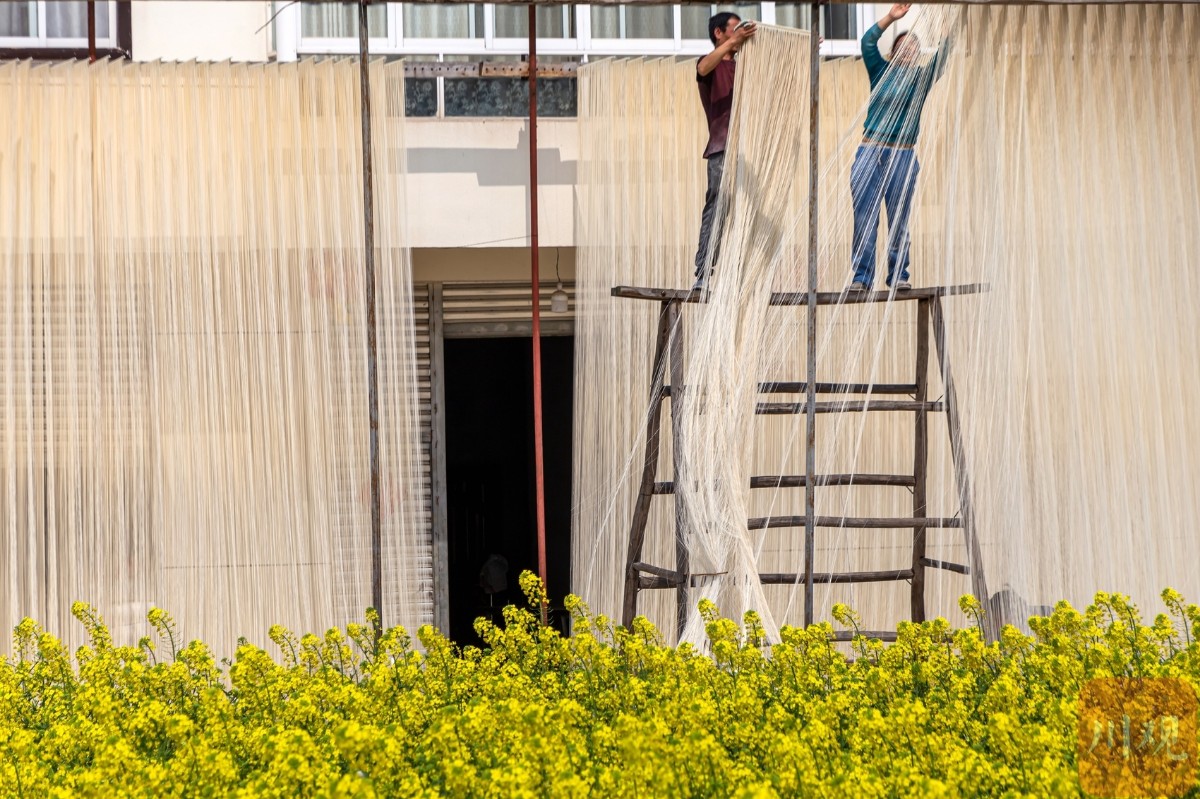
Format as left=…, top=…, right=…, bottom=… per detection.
left=708, top=12, right=739, bottom=45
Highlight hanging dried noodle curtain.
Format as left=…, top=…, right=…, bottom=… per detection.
left=574, top=5, right=1200, bottom=641
left=0, top=59, right=429, bottom=656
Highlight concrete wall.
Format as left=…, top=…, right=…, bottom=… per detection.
left=132, top=1, right=271, bottom=62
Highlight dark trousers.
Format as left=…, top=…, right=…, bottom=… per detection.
left=694, top=151, right=726, bottom=277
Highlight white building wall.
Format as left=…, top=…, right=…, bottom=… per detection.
left=132, top=1, right=271, bottom=62
left=405, top=118, right=577, bottom=250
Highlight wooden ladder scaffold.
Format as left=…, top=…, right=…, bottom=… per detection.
left=614, top=283, right=993, bottom=642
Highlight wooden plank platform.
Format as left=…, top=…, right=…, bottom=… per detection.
left=652, top=473, right=916, bottom=494
left=611, top=283, right=988, bottom=306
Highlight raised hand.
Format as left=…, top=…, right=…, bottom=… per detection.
left=888, top=4, right=912, bottom=21
left=731, top=20, right=757, bottom=44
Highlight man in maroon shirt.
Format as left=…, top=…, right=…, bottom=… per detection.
left=693, top=13, right=756, bottom=288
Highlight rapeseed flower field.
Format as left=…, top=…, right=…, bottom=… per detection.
left=2, top=573, right=1197, bottom=797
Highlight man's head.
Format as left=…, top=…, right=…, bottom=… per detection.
left=891, top=31, right=922, bottom=64
left=708, top=12, right=741, bottom=46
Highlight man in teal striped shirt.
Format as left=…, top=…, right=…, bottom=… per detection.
left=849, top=4, right=948, bottom=292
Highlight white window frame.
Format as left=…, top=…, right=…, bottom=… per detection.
left=0, top=0, right=119, bottom=49
left=279, top=1, right=866, bottom=61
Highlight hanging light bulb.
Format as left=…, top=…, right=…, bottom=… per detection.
left=550, top=248, right=568, bottom=312
left=551, top=281, right=569, bottom=313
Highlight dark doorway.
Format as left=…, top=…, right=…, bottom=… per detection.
left=444, top=336, right=574, bottom=645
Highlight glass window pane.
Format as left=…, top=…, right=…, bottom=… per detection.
left=682, top=5, right=761, bottom=41
left=590, top=7, right=619, bottom=39
left=591, top=5, right=671, bottom=40
left=775, top=4, right=856, bottom=39
left=774, top=4, right=810, bottom=31
left=405, top=77, right=438, bottom=117
left=301, top=1, right=384, bottom=38
left=822, top=4, right=856, bottom=41
left=403, top=4, right=483, bottom=39
left=495, top=5, right=572, bottom=39
left=622, top=6, right=672, bottom=39
left=0, top=2, right=33, bottom=37
left=45, top=1, right=110, bottom=39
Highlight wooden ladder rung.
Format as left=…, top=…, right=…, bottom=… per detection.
left=759, top=381, right=918, bottom=394
left=831, top=630, right=899, bottom=643
left=639, top=575, right=682, bottom=590
left=653, top=473, right=916, bottom=494
left=759, top=569, right=912, bottom=585
left=632, top=561, right=685, bottom=585
left=757, top=400, right=945, bottom=414
left=919, top=557, right=970, bottom=575
left=636, top=567, right=913, bottom=589
left=609, top=283, right=989, bottom=306
left=662, top=382, right=918, bottom=397
left=747, top=515, right=963, bottom=530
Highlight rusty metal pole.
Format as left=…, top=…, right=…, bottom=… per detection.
left=358, top=0, right=384, bottom=629
left=87, top=0, right=96, bottom=62
left=803, top=2, right=821, bottom=627
left=528, top=4, right=549, bottom=625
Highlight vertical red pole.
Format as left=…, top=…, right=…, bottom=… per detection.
left=528, top=4, right=548, bottom=623
left=87, top=0, right=97, bottom=62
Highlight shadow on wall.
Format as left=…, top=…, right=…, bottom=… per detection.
left=403, top=127, right=578, bottom=187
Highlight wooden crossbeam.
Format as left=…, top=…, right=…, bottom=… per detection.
left=662, top=381, right=918, bottom=396
left=634, top=565, right=913, bottom=589
left=632, top=561, right=685, bottom=584
left=757, top=400, right=945, bottom=414
left=748, top=515, right=963, bottom=530
left=758, top=381, right=918, bottom=394
left=920, top=557, right=971, bottom=575
left=832, top=630, right=898, bottom=643
left=759, top=570, right=913, bottom=584
left=652, top=473, right=915, bottom=494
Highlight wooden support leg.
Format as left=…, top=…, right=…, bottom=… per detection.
left=621, top=301, right=675, bottom=627
left=911, top=299, right=930, bottom=623
left=930, top=297, right=994, bottom=638
left=667, top=301, right=688, bottom=640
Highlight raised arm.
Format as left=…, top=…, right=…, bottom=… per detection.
left=863, top=4, right=910, bottom=80
left=698, top=20, right=756, bottom=77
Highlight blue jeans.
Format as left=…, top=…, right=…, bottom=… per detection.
left=850, top=145, right=920, bottom=288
